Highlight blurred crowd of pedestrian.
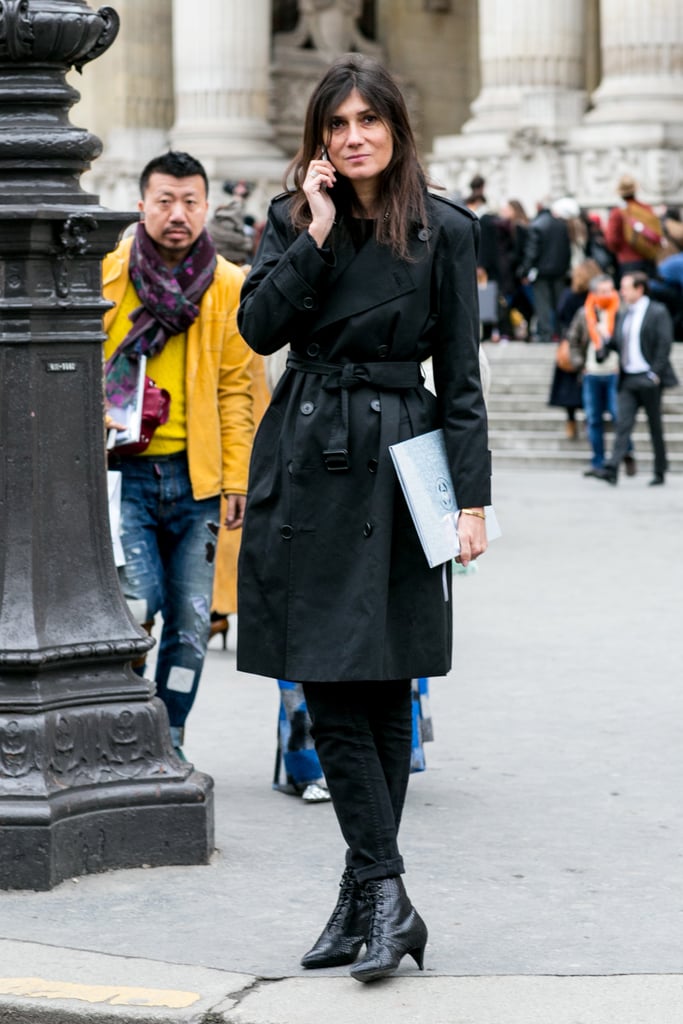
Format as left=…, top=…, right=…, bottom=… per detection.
left=460, top=172, right=680, bottom=486
left=459, top=172, right=683, bottom=347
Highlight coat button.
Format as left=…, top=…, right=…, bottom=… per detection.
left=370, top=398, right=381, bottom=413
left=367, top=458, right=378, bottom=473
left=300, top=401, right=314, bottom=415
left=303, top=296, right=314, bottom=309
left=376, top=345, right=388, bottom=358
left=418, top=227, right=432, bottom=241
left=306, top=342, right=320, bottom=357
left=362, top=521, right=373, bottom=537
left=280, top=525, right=293, bottom=539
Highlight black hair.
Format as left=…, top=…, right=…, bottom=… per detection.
left=139, top=151, right=209, bottom=197
left=625, top=270, right=649, bottom=295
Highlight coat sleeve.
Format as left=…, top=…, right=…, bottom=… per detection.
left=429, top=210, right=491, bottom=508
left=215, top=266, right=256, bottom=495
left=520, top=222, right=539, bottom=277
left=567, top=308, right=588, bottom=369
left=648, top=303, right=674, bottom=379
left=238, top=199, right=336, bottom=355
left=605, top=207, right=624, bottom=254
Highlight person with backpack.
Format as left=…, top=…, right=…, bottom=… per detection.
left=605, top=174, right=667, bottom=282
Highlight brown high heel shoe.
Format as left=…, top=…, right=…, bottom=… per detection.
left=209, top=612, right=229, bottom=649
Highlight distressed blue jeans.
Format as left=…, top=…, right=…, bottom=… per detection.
left=114, top=451, right=220, bottom=729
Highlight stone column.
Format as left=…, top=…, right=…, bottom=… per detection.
left=170, top=0, right=284, bottom=200
left=464, top=0, right=586, bottom=138
left=71, top=0, right=174, bottom=211
left=429, top=0, right=586, bottom=210
left=568, top=0, right=683, bottom=205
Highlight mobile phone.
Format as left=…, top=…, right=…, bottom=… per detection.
left=319, top=145, right=329, bottom=191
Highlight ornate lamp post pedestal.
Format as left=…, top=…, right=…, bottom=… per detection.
left=0, top=1, right=214, bottom=890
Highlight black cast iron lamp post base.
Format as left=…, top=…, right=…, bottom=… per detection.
left=0, top=0, right=214, bottom=890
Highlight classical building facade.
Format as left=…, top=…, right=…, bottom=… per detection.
left=73, top=0, right=683, bottom=216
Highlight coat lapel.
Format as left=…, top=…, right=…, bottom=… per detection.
left=313, top=228, right=419, bottom=332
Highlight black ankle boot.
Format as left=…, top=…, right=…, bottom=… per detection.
left=301, top=868, right=370, bottom=968
left=350, top=876, right=428, bottom=983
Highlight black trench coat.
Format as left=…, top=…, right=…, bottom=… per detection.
left=236, top=192, right=491, bottom=683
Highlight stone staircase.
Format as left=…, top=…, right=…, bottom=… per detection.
left=483, top=341, right=683, bottom=472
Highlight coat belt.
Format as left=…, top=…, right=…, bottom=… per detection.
left=286, top=352, right=422, bottom=471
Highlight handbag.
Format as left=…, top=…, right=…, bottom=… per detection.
left=113, top=375, right=171, bottom=457
left=555, top=338, right=575, bottom=373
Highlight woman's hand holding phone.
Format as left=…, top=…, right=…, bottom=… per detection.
left=305, top=145, right=336, bottom=249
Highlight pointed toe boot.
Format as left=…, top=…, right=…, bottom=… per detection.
left=349, top=876, right=428, bottom=983
left=301, top=868, right=370, bottom=968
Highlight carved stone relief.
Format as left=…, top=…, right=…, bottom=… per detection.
left=272, top=0, right=386, bottom=155
left=573, top=145, right=683, bottom=206
left=277, top=0, right=380, bottom=62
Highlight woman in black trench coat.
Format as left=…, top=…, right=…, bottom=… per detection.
left=237, top=54, right=491, bottom=982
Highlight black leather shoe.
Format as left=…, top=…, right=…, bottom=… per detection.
left=350, top=876, right=428, bottom=983
left=301, top=868, right=370, bottom=968
left=592, top=466, right=617, bottom=485
left=648, top=474, right=665, bottom=486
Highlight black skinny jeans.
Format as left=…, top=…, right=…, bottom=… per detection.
left=303, top=679, right=413, bottom=884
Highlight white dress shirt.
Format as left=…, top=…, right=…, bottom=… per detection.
left=621, top=296, right=650, bottom=374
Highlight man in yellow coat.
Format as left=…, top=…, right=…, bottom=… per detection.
left=103, top=151, right=254, bottom=757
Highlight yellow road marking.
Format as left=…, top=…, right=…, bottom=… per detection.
left=0, top=977, right=200, bottom=1008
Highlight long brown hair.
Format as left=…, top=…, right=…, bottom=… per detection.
left=571, top=258, right=602, bottom=293
left=285, top=54, right=428, bottom=259
left=507, top=199, right=529, bottom=226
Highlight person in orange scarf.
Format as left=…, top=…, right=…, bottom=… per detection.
left=567, top=274, right=635, bottom=476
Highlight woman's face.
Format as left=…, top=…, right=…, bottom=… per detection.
left=325, top=88, right=393, bottom=196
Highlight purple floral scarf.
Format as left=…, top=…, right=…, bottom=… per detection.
left=105, top=222, right=217, bottom=407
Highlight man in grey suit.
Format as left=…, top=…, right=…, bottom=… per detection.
left=594, top=271, right=677, bottom=486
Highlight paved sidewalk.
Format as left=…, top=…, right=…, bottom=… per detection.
left=1, top=939, right=683, bottom=1024
left=1, top=468, right=682, bottom=1023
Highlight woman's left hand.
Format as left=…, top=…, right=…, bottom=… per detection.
left=455, top=512, right=488, bottom=567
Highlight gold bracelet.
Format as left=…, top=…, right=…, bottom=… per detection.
left=460, top=508, right=486, bottom=520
